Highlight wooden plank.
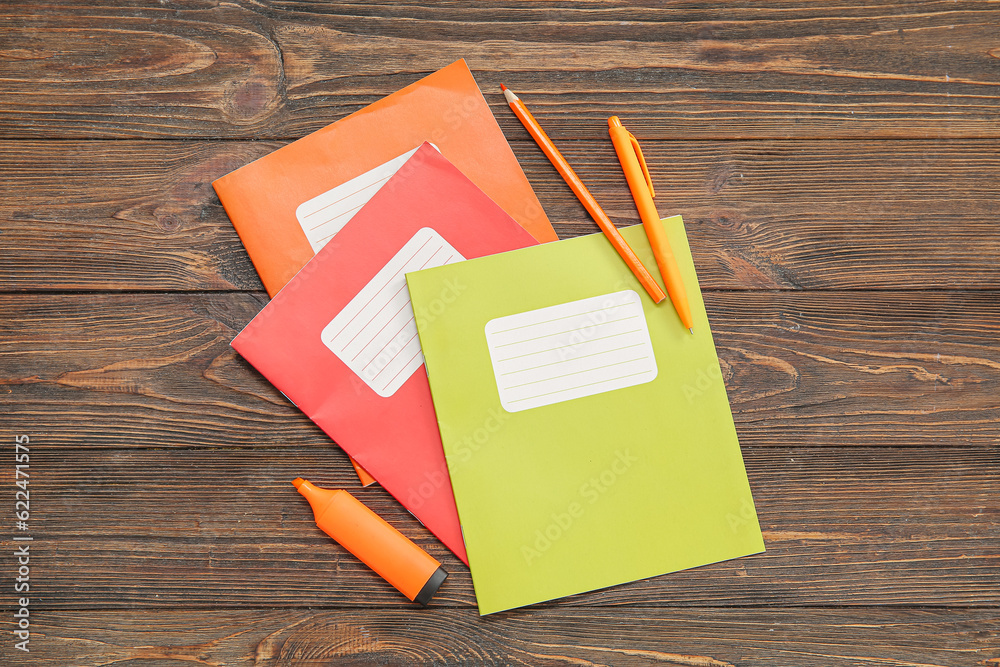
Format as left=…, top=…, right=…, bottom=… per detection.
left=2, top=608, right=998, bottom=666
left=2, top=139, right=998, bottom=291
left=3, top=292, right=998, bottom=450
left=1, top=2, right=998, bottom=139
left=517, top=139, right=1000, bottom=290
left=5, top=2, right=995, bottom=664
left=0, top=141, right=268, bottom=291
left=7, top=444, right=997, bottom=608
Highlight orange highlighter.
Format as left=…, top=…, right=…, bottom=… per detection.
left=608, top=116, right=694, bottom=333
left=293, top=478, right=448, bottom=605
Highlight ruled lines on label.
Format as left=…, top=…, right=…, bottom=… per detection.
left=485, top=290, right=657, bottom=412
left=296, top=144, right=439, bottom=253
left=322, top=227, right=465, bottom=397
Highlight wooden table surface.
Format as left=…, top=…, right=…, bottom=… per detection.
left=2, top=2, right=999, bottom=665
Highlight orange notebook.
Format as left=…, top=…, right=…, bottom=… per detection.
left=213, top=59, right=556, bottom=298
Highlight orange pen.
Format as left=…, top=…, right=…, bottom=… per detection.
left=608, top=116, right=694, bottom=333
left=501, top=85, right=666, bottom=304
left=293, top=478, right=448, bottom=605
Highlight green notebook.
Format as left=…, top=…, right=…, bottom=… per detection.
left=407, top=217, right=764, bottom=615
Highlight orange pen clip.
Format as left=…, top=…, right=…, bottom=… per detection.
left=626, top=131, right=655, bottom=197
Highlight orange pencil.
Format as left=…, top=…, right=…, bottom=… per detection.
left=500, top=85, right=666, bottom=304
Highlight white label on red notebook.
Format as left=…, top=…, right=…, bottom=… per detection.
left=484, top=290, right=657, bottom=412
left=295, top=144, right=440, bottom=254
left=321, top=227, right=465, bottom=397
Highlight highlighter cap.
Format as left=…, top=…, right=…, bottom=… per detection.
left=414, top=566, right=448, bottom=605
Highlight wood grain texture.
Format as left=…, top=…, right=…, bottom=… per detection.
left=2, top=608, right=998, bottom=666
left=2, top=139, right=998, bottom=291
left=3, top=292, right=997, bottom=449
left=3, top=445, right=997, bottom=608
left=3, top=1, right=999, bottom=663
left=1, top=1, right=998, bottom=139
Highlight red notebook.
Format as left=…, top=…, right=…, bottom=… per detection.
left=231, top=145, right=539, bottom=563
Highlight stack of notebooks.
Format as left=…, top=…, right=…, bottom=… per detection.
left=215, top=59, right=764, bottom=615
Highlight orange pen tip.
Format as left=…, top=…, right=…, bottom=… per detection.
left=499, top=83, right=507, bottom=91
left=608, top=116, right=622, bottom=128
left=292, top=477, right=305, bottom=490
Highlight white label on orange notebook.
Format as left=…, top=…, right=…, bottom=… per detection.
left=484, top=290, right=657, bottom=412
left=296, top=144, right=440, bottom=254
left=321, top=227, right=465, bottom=397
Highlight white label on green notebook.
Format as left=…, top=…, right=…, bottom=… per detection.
left=295, top=144, right=440, bottom=253
left=484, top=290, right=657, bottom=412
left=321, top=227, right=465, bottom=397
